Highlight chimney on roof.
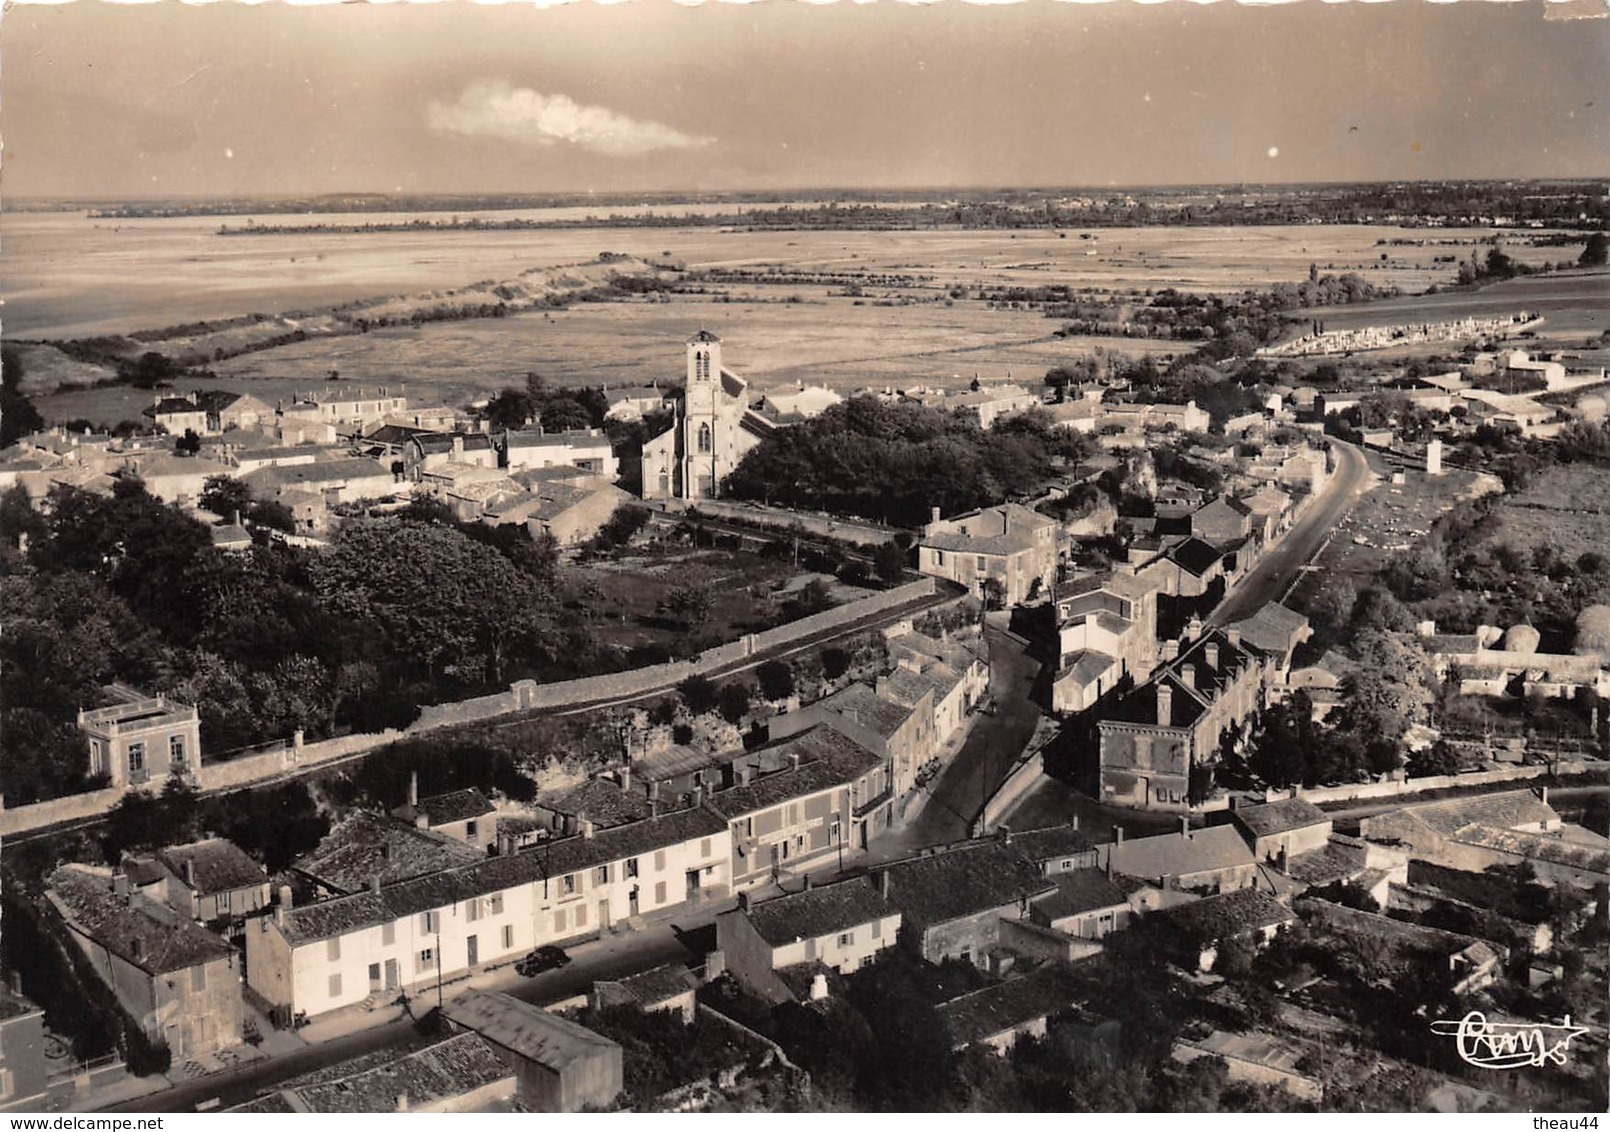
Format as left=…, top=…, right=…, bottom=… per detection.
left=580, top=818, right=595, bottom=840
left=451, top=435, right=464, bottom=460
left=370, top=875, right=382, bottom=895
left=232, top=509, right=242, bottom=528
left=802, top=874, right=813, bottom=892
left=1187, top=616, right=1203, bottom=641
left=1540, top=786, right=1549, bottom=807
left=113, top=872, right=129, bottom=900
left=649, top=779, right=661, bottom=802
left=1204, top=643, right=1219, bottom=670
left=1161, top=640, right=1180, bottom=662
left=1180, top=815, right=1191, bottom=840
left=1226, top=627, right=1241, bottom=649
left=691, top=784, right=704, bottom=808
left=930, top=506, right=941, bottom=527
left=184, top=859, right=196, bottom=888
left=737, top=891, right=750, bottom=912
left=1179, top=664, right=1196, bottom=690
left=619, top=765, right=632, bottom=793
left=875, top=676, right=890, bottom=699
left=1114, top=826, right=1124, bottom=845
left=997, top=825, right=1013, bottom=846
left=1277, top=844, right=1289, bottom=874
left=877, top=871, right=891, bottom=900
left=408, top=771, right=419, bottom=808
left=1070, top=815, right=1079, bottom=832
left=649, top=797, right=660, bottom=821
left=396, top=1094, right=410, bottom=1113
left=1156, top=683, right=1173, bottom=726
left=738, top=764, right=753, bottom=787
left=789, top=751, right=802, bottom=772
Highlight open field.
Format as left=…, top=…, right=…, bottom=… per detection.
left=1483, top=463, right=1610, bottom=564
left=3, top=212, right=1555, bottom=340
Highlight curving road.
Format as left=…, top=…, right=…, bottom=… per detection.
left=1208, top=438, right=1372, bottom=627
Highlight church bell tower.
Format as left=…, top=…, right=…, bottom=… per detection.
left=683, top=330, right=722, bottom=499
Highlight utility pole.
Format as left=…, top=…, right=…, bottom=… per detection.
left=435, top=926, right=444, bottom=1014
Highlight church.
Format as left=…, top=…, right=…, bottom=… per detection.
left=640, top=331, right=776, bottom=501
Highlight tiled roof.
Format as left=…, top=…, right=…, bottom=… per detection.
left=363, top=424, right=441, bottom=446
left=1008, top=824, right=1100, bottom=864
left=922, top=503, right=1055, bottom=557
left=210, top=523, right=252, bottom=547
left=811, top=682, right=918, bottom=740
left=1405, top=860, right=1554, bottom=924
left=281, top=805, right=726, bottom=944
left=413, top=433, right=494, bottom=454
left=1168, top=537, right=1224, bottom=577
left=706, top=726, right=881, bottom=818
left=872, top=841, right=1054, bottom=931
left=546, top=778, right=652, bottom=829
left=1447, top=825, right=1608, bottom=874
left=937, top=965, right=1083, bottom=1049
left=607, top=962, right=699, bottom=1007
left=446, top=988, right=619, bottom=1069
left=1403, top=790, right=1558, bottom=836
left=1031, top=869, right=1131, bottom=921
left=291, top=812, right=484, bottom=896
left=1227, top=604, right=1311, bottom=660
left=1057, top=650, right=1118, bottom=687
left=743, top=877, right=899, bottom=947
left=503, top=429, right=610, bottom=450
left=1234, top=798, right=1331, bottom=839
left=287, top=1032, right=510, bottom=1113
left=242, top=458, right=391, bottom=490
left=47, top=865, right=236, bottom=975
left=411, top=789, right=496, bottom=827
left=1282, top=841, right=1367, bottom=886
left=144, top=397, right=203, bottom=417
left=1158, top=888, right=1295, bottom=945
left=157, top=838, right=266, bottom=896
left=1105, top=826, right=1254, bottom=883
left=631, top=744, right=720, bottom=784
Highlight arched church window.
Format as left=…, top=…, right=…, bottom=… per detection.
left=697, top=422, right=713, bottom=454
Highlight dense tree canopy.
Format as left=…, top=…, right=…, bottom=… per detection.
left=724, top=397, right=1089, bottom=526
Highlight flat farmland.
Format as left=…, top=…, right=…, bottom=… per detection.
left=1483, top=464, right=1610, bottom=563
left=3, top=211, right=1541, bottom=340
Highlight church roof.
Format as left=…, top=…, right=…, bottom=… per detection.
left=689, top=329, right=721, bottom=343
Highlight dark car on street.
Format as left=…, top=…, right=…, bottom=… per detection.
left=515, top=945, right=571, bottom=977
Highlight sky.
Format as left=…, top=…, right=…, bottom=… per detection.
left=3, top=0, right=1607, bottom=199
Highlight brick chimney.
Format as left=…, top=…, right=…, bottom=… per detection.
left=408, top=771, right=419, bottom=808
left=619, top=765, right=632, bottom=793
left=184, top=858, right=196, bottom=888
left=1204, top=643, right=1219, bottom=670
left=1226, top=627, right=1241, bottom=649
left=1156, top=683, right=1173, bottom=726
left=1179, top=664, right=1196, bottom=690
left=1114, top=826, right=1125, bottom=844
left=1180, top=815, right=1191, bottom=839
left=877, top=871, right=891, bottom=899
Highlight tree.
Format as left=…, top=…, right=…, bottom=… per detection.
left=309, top=519, right=553, bottom=686
left=174, top=429, right=202, bottom=456
left=484, top=388, right=536, bottom=431
left=716, top=680, right=753, bottom=725
left=199, top=475, right=254, bottom=520
left=592, top=502, right=651, bottom=550
left=874, top=540, right=909, bottom=584
left=1580, top=232, right=1609, bottom=269
left=756, top=659, right=796, bottom=702
left=659, top=583, right=714, bottom=630
left=820, top=646, right=852, bottom=681
left=1, top=346, right=44, bottom=448
left=1406, top=741, right=1462, bottom=779
left=1574, top=604, right=1610, bottom=657
left=677, top=673, right=719, bottom=717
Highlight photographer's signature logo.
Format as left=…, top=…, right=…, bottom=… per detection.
left=1430, top=1011, right=1590, bottom=1069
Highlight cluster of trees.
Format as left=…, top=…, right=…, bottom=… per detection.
left=483, top=371, right=609, bottom=433
left=0, top=478, right=568, bottom=804
left=723, top=397, right=1091, bottom=527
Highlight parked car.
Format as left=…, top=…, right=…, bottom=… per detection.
left=515, top=945, right=571, bottom=977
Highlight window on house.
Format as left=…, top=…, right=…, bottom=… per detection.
left=382, top=923, right=395, bottom=946
left=169, top=735, right=186, bottom=768
left=553, top=909, right=567, bottom=934
left=127, top=742, right=145, bottom=774
left=654, top=850, right=666, bottom=871
left=329, top=973, right=343, bottom=998
left=838, top=932, right=854, bottom=947
left=502, top=925, right=514, bottom=950
left=562, top=875, right=576, bottom=896
left=89, top=739, right=103, bottom=774
left=829, top=818, right=842, bottom=844
left=655, top=881, right=666, bottom=905
left=214, top=893, right=229, bottom=917
left=576, top=903, right=588, bottom=927
left=466, top=899, right=481, bottom=923
left=701, top=838, right=712, bottom=858
left=465, top=820, right=478, bottom=838
left=787, top=804, right=799, bottom=825
left=417, top=949, right=434, bottom=973
left=327, top=938, right=341, bottom=961
left=871, top=920, right=882, bottom=940
left=191, top=966, right=206, bottom=993
left=489, top=894, right=504, bottom=915
left=625, top=858, right=639, bottom=879
left=596, top=865, right=610, bottom=886
left=804, top=938, right=817, bottom=960
left=976, top=556, right=987, bottom=572
left=421, top=911, right=437, bottom=934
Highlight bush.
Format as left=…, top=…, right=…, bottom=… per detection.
left=717, top=681, right=753, bottom=725
left=820, top=646, right=852, bottom=681
left=756, top=659, right=795, bottom=702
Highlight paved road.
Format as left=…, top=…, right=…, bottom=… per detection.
left=1208, top=439, right=1372, bottom=627
left=865, top=626, right=1044, bottom=859
left=102, top=902, right=731, bottom=1114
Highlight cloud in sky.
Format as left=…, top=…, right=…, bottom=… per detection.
left=427, top=81, right=714, bottom=157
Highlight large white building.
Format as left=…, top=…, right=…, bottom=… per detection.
left=640, top=332, right=775, bottom=501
